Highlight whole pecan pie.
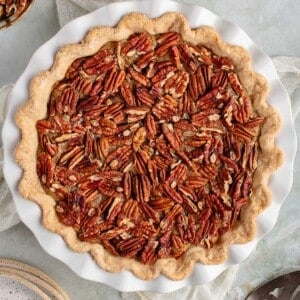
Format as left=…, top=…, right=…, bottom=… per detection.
left=15, top=12, right=283, bottom=280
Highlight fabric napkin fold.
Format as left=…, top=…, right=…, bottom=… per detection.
left=0, top=84, right=20, bottom=232
left=0, top=0, right=299, bottom=298
left=56, top=0, right=123, bottom=27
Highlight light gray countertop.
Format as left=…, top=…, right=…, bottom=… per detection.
left=0, top=0, right=299, bottom=299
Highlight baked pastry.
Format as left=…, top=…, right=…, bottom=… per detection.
left=15, top=12, right=283, bottom=280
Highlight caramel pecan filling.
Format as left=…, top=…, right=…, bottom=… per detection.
left=0, top=0, right=32, bottom=23
left=36, top=32, right=264, bottom=264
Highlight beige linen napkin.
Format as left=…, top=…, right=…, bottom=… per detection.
left=55, top=0, right=122, bottom=27
left=0, top=84, right=20, bottom=231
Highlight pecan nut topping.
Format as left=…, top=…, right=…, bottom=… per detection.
left=16, top=13, right=282, bottom=280
left=35, top=30, right=266, bottom=265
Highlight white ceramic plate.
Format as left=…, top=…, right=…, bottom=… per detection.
left=2, top=0, right=297, bottom=293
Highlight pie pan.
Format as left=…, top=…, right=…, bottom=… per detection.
left=2, top=0, right=296, bottom=293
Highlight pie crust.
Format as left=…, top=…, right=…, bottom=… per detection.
left=15, top=12, right=283, bottom=280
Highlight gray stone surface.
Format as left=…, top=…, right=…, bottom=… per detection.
left=184, top=0, right=300, bottom=57
left=0, top=0, right=60, bottom=85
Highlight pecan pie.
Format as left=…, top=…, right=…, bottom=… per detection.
left=15, top=13, right=283, bottom=280
left=0, top=0, right=32, bottom=27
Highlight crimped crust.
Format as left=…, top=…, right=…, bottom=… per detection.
left=15, top=12, right=283, bottom=280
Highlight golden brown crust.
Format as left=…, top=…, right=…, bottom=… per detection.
left=15, top=12, right=283, bottom=280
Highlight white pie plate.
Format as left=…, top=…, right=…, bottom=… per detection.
left=2, top=0, right=297, bottom=293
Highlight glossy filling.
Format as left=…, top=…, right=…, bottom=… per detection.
left=36, top=32, right=263, bottom=264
